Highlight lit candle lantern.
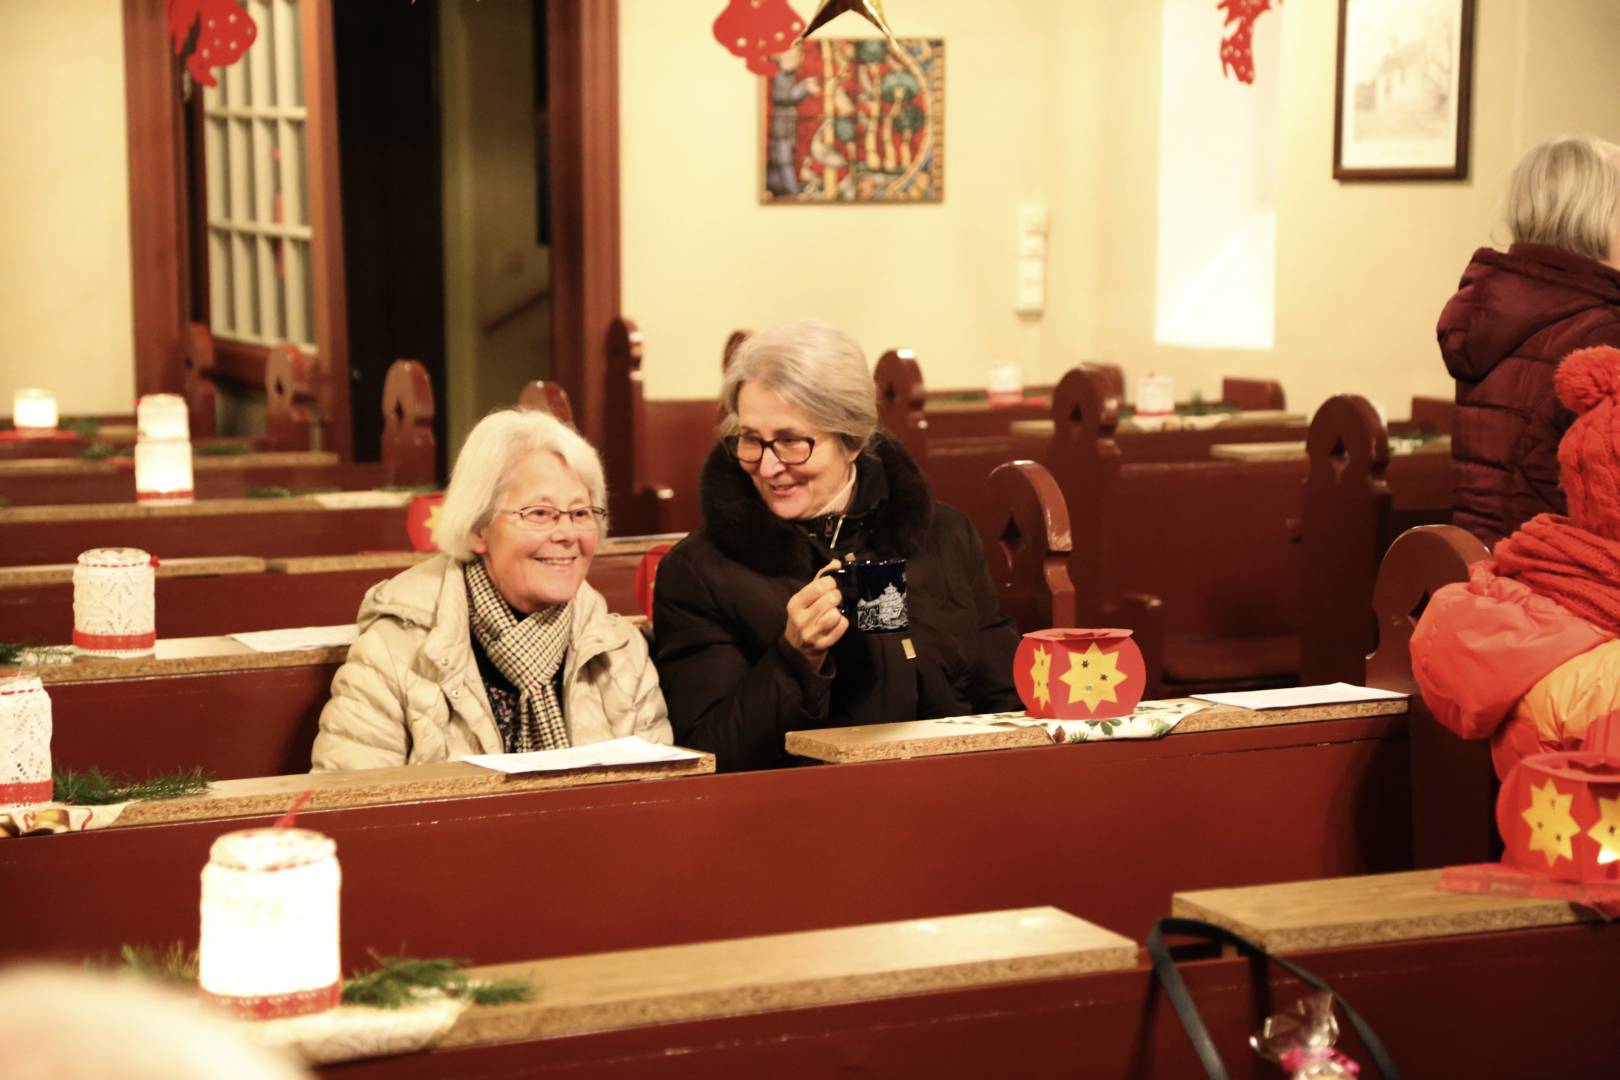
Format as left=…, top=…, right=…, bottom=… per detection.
left=1135, top=374, right=1175, bottom=418
left=198, top=827, right=343, bottom=1020
left=12, top=389, right=58, bottom=433
left=0, top=675, right=53, bottom=806
left=987, top=362, right=1024, bottom=407
left=136, top=393, right=191, bottom=440
left=72, top=547, right=157, bottom=657
left=134, top=436, right=195, bottom=504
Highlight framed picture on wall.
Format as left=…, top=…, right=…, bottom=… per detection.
left=759, top=38, right=944, bottom=204
left=1333, top=0, right=1475, bottom=180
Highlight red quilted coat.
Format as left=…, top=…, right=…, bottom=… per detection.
left=1437, top=243, right=1620, bottom=547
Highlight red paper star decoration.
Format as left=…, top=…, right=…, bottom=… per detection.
left=1217, top=0, right=1281, bottom=85
left=167, top=0, right=257, bottom=88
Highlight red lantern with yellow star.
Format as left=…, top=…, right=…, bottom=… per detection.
left=1498, top=752, right=1620, bottom=885
left=405, top=493, right=445, bottom=553
left=1013, top=628, right=1145, bottom=722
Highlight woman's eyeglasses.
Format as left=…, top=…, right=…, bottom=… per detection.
left=728, top=433, right=816, bottom=466
left=498, top=505, right=608, bottom=532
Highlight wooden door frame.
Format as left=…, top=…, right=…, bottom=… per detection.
left=546, top=0, right=621, bottom=451
left=122, top=0, right=352, bottom=456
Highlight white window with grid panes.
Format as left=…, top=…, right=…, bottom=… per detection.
left=202, top=0, right=315, bottom=353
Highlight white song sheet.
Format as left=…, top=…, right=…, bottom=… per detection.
left=464, top=736, right=705, bottom=776
left=1191, top=682, right=1408, bottom=710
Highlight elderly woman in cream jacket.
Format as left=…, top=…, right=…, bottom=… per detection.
left=312, top=409, right=670, bottom=770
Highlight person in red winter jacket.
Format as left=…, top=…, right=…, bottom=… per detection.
left=1437, top=136, right=1620, bottom=548
left=1412, top=345, right=1620, bottom=781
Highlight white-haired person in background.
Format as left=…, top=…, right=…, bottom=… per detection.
left=1438, top=134, right=1620, bottom=547
left=0, top=965, right=309, bottom=1080
left=313, top=409, right=670, bottom=770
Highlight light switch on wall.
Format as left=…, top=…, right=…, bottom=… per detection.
left=1015, top=203, right=1048, bottom=315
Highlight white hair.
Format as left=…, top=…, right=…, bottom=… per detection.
left=433, top=408, right=608, bottom=560
left=720, top=320, right=878, bottom=451
left=1505, top=135, right=1620, bottom=263
left=0, top=965, right=309, bottom=1080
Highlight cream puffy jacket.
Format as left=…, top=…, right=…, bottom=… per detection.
left=312, top=554, right=671, bottom=771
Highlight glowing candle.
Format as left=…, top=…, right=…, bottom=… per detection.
left=198, top=828, right=342, bottom=1020
left=134, top=437, right=194, bottom=504
left=72, top=548, right=157, bottom=657
left=1135, top=374, right=1175, bottom=418
left=0, top=675, right=52, bottom=806
left=987, top=362, right=1024, bottom=407
left=136, top=393, right=191, bottom=440
left=12, top=389, right=58, bottom=433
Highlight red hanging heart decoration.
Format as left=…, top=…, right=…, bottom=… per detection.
left=713, top=0, right=805, bottom=76
left=1217, top=0, right=1280, bottom=85
left=167, top=0, right=258, bottom=88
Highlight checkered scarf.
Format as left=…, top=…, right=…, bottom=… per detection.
left=464, top=559, right=572, bottom=753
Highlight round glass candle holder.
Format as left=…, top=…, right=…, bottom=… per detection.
left=198, top=828, right=343, bottom=1020
left=0, top=675, right=53, bottom=806
left=12, top=389, right=58, bottom=433
left=1135, top=374, right=1175, bottom=417
left=136, top=393, right=191, bottom=440
left=134, top=436, right=195, bottom=504
left=72, top=547, right=157, bottom=657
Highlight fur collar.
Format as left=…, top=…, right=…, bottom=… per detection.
left=697, top=431, right=933, bottom=578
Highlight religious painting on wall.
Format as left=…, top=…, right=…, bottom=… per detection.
left=759, top=38, right=944, bottom=204
left=1333, top=0, right=1475, bottom=180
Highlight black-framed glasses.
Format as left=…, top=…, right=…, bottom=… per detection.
left=728, top=433, right=817, bottom=466
left=498, top=505, right=608, bottom=532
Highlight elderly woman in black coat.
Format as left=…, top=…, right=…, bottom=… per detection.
left=652, top=319, right=1021, bottom=771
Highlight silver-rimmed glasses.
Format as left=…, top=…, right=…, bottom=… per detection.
left=497, top=505, right=608, bottom=532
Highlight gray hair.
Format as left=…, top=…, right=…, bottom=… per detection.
left=719, top=320, right=878, bottom=451
left=1504, top=135, right=1620, bottom=263
left=432, top=408, right=608, bottom=560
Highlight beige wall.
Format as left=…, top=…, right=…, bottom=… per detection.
left=620, top=0, right=1053, bottom=400
left=440, top=0, right=551, bottom=458
left=0, top=0, right=135, bottom=417
left=623, top=0, right=1620, bottom=415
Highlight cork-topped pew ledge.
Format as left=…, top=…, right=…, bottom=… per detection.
left=24, top=622, right=649, bottom=685
left=1171, top=868, right=1602, bottom=953
left=785, top=695, right=1409, bottom=763
left=108, top=753, right=716, bottom=829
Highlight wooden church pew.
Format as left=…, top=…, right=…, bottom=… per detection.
left=603, top=316, right=711, bottom=535
left=0, top=360, right=439, bottom=506
left=313, top=914, right=1620, bottom=1078
left=0, top=535, right=676, bottom=648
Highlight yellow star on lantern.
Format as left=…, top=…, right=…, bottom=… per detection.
left=424, top=503, right=442, bottom=534
left=1057, top=643, right=1130, bottom=712
left=1587, top=795, right=1620, bottom=866
left=1029, top=645, right=1052, bottom=709
left=1522, top=779, right=1579, bottom=867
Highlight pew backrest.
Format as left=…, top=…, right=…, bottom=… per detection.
left=979, top=460, right=1076, bottom=633
left=873, top=348, right=929, bottom=467
left=380, top=359, right=437, bottom=485
left=517, top=380, right=575, bottom=426
left=265, top=341, right=317, bottom=451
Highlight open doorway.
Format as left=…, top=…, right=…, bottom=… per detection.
left=333, top=0, right=552, bottom=471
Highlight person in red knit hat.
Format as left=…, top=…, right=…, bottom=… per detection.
left=1412, top=344, right=1620, bottom=780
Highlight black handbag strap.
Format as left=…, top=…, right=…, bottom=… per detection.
left=1147, top=916, right=1401, bottom=1080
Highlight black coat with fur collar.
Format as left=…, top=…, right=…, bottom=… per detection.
left=652, top=433, right=1020, bottom=771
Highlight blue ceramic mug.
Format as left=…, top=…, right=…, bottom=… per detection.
left=830, top=558, right=908, bottom=633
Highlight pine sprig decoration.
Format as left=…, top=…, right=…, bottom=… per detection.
left=53, top=766, right=214, bottom=806
left=194, top=442, right=254, bottom=456
left=80, top=443, right=117, bottom=461
left=341, top=952, right=533, bottom=1009
left=0, top=642, right=74, bottom=667
left=96, top=942, right=199, bottom=984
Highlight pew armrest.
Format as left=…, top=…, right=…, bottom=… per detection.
left=1113, top=591, right=1165, bottom=700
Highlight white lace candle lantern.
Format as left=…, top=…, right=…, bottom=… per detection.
left=0, top=675, right=52, bottom=806
left=987, top=362, right=1024, bottom=407
left=137, top=393, right=190, bottom=440
left=134, top=437, right=194, bottom=504
left=199, top=828, right=342, bottom=1020
left=72, top=548, right=157, bottom=657
left=1135, top=373, right=1175, bottom=418
left=12, top=389, right=58, bottom=433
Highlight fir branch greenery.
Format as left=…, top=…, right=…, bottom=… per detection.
left=194, top=442, right=254, bottom=456
left=377, top=485, right=440, bottom=496
left=65, top=417, right=102, bottom=439
left=88, top=942, right=198, bottom=985
left=53, top=766, right=214, bottom=806
left=80, top=443, right=117, bottom=461
left=246, top=485, right=295, bottom=499
left=341, top=952, right=533, bottom=1009
left=0, top=642, right=74, bottom=667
